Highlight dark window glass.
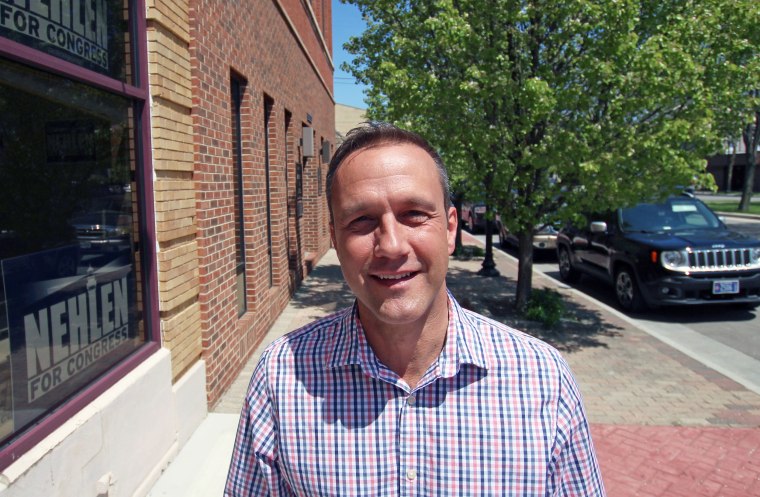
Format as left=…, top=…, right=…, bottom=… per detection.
left=284, top=111, right=295, bottom=272
left=231, top=76, right=246, bottom=315
left=0, top=57, right=145, bottom=445
left=296, top=161, right=303, bottom=218
left=0, top=0, right=132, bottom=83
left=264, top=96, right=273, bottom=287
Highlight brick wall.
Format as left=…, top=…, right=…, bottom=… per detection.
left=190, top=0, right=334, bottom=405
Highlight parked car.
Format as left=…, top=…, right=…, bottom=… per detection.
left=556, top=195, right=760, bottom=312
left=69, top=194, right=132, bottom=255
left=496, top=219, right=559, bottom=252
left=461, top=201, right=489, bottom=233
left=0, top=229, right=80, bottom=278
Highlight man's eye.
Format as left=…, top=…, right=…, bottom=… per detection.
left=404, top=211, right=429, bottom=222
left=347, top=216, right=375, bottom=230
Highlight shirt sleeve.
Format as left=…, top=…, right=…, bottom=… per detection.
left=224, top=357, right=294, bottom=497
left=549, top=367, right=607, bottom=497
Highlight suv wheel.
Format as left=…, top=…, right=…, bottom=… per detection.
left=558, top=246, right=580, bottom=283
left=615, top=267, right=645, bottom=312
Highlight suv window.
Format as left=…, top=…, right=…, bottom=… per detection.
left=619, top=198, right=721, bottom=233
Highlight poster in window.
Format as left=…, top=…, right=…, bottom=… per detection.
left=46, top=121, right=96, bottom=164
left=1, top=247, right=140, bottom=433
left=0, top=0, right=128, bottom=80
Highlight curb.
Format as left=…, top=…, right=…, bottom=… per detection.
left=715, top=211, right=760, bottom=220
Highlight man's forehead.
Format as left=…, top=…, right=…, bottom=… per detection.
left=338, top=142, right=437, bottom=179
left=328, top=140, right=447, bottom=220
left=336, top=188, right=439, bottom=213
left=343, top=140, right=429, bottom=162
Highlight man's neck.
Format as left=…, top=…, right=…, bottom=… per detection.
left=358, top=302, right=449, bottom=390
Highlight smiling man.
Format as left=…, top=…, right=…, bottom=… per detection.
left=225, top=122, right=605, bottom=497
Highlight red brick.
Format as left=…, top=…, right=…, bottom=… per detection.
left=191, top=0, right=334, bottom=406
left=593, top=425, right=760, bottom=497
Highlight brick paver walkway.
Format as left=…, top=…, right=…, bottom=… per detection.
left=593, top=425, right=760, bottom=496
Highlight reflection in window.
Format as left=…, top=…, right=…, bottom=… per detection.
left=0, top=58, right=144, bottom=445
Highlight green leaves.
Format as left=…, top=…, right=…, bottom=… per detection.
left=342, top=0, right=756, bottom=295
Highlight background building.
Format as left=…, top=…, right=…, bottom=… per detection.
left=335, top=103, right=367, bottom=143
left=707, top=139, right=760, bottom=192
left=0, top=1, right=333, bottom=495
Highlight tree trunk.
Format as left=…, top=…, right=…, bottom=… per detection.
left=453, top=192, right=464, bottom=254
left=514, top=230, right=534, bottom=312
left=739, top=111, right=759, bottom=212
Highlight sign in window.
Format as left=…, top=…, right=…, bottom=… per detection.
left=0, top=0, right=131, bottom=82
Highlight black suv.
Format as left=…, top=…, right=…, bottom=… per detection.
left=556, top=195, right=760, bottom=311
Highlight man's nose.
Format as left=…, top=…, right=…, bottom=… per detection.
left=374, top=216, right=409, bottom=257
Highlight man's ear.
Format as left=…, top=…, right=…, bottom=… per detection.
left=329, top=222, right=337, bottom=251
left=446, top=206, right=457, bottom=255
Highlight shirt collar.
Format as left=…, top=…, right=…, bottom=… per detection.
left=438, top=291, right=490, bottom=377
left=327, top=292, right=490, bottom=376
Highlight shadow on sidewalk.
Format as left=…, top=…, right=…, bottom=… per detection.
left=289, top=261, right=354, bottom=311
left=287, top=251, right=624, bottom=354
left=446, top=266, right=624, bottom=353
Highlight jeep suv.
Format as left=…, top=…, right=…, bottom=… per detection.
left=556, top=196, right=760, bottom=311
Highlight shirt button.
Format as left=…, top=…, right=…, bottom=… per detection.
left=407, top=395, right=416, bottom=406
left=406, top=469, right=417, bottom=481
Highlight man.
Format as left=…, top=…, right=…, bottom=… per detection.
left=225, top=122, right=605, bottom=496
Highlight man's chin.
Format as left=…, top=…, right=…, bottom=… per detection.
left=358, top=297, right=437, bottom=329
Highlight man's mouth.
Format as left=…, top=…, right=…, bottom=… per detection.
left=374, top=272, right=415, bottom=281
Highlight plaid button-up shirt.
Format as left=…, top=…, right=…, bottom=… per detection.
left=225, top=294, right=605, bottom=496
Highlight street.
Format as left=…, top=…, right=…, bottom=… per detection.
left=474, top=214, right=760, bottom=394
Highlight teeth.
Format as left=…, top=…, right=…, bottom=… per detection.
left=377, top=272, right=412, bottom=280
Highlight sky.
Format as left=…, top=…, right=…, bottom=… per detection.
left=332, top=1, right=369, bottom=109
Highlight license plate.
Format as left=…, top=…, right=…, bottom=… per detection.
left=474, top=206, right=486, bottom=214
left=712, top=280, right=739, bottom=294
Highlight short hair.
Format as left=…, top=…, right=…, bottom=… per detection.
left=326, top=122, right=452, bottom=221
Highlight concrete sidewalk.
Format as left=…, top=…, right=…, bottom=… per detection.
left=148, top=236, right=760, bottom=497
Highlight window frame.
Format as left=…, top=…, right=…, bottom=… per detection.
left=0, top=0, right=159, bottom=469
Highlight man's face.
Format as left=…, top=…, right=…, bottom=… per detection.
left=329, top=142, right=457, bottom=331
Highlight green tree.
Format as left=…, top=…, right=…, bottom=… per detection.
left=343, top=0, right=741, bottom=310
left=698, top=0, right=759, bottom=209
left=740, top=109, right=760, bottom=209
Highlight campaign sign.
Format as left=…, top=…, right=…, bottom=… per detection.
left=0, top=0, right=110, bottom=72
left=46, top=120, right=97, bottom=163
left=1, top=246, right=139, bottom=432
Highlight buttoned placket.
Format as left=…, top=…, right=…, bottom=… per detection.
left=396, top=361, right=442, bottom=497
left=398, top=389, right=420, bottom=496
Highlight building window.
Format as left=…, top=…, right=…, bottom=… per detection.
left=296, top=160, right=304, bottom=218
left=0, top=0, right=152, bottom=463
left=284, top=110, right=299, bottom=282
left=231, top=76, right=247, bottom=315
left=263, top=96, right=274, bottom=287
